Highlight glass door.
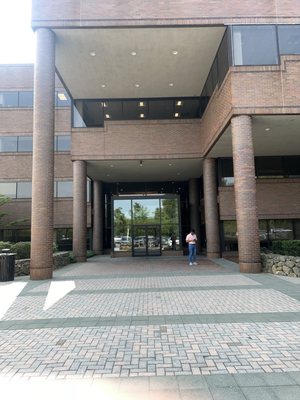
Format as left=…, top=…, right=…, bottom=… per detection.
left=132, top=225, right=161, bottom=256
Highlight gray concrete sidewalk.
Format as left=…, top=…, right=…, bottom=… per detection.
left=0, top=255, right=300, bottom=399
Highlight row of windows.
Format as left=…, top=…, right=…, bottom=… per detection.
left=0, top=180, right=91, bottom=200
left=202, top=24, right=300, bottom=105
left=0, top=135, right=70, bottom=152
left=0, top=90, right=70, bottom=108
left=218, top=156, right=300, bottom=186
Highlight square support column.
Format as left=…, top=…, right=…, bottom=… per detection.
left=203, top=158, right=220, bottom=258
left=73, top=160, right=87, bottom=262
left=30, top=28, right=56, bottom=280
left=231, top=115, right=261, bottom=273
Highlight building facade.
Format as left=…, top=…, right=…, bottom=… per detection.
left=1, top=0, right=300, bottom=279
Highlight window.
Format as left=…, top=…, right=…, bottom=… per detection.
left=232, top=25, right=278, bottom=66
left=56, top=181, right=73, bottom=197
left=268, top=220, right=293, bottom=241
left=256, top=156, right=284, bottom=178
left=0, top=182, right=16, bottom=198
left=19, top=91, right=33, bottom=107
left=17, top=182, right=32, bottom=198
left=56, top=91, right=71, bottom=107
left=56, top=135, right=71, bottom=151
left=18, top=136, right=33, bottom=152
left=218, top=158, right=234, bottom=186
left=0, top=136, right=18, bottom=152
left=0, top=91, right=18, bottom=107
left=278, top=25, right=300, bottom=55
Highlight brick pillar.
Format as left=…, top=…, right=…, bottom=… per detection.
left=231, top=115, right=261, bottom=273
left=30, top=28, right=55, bottom=280
left=92, top=180, right=104, bottom=254
left=203, top=158, right=220, bottom=258
left=73, top=161, right=87, bottom=262
left=189, top=178, right=201, bottom=253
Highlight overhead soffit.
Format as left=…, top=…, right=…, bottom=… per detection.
left=54, top=26, right=225, bottom=99
left=207, top=115, right=300, bottom=158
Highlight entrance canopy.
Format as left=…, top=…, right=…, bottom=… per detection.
left=54, top=27, right=225, bottom=100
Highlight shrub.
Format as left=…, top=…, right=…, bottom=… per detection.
left=272, top=240, right=300, bottom=257
left=0, top=241, right=12, bottom=252
left=87, top=250, right=96, bottom=258
left=10, top=242, right=31, bottom=259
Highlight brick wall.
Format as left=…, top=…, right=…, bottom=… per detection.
left=219, top=179, right=300, bottom=220
left=32, top=0, right=300, bottom=27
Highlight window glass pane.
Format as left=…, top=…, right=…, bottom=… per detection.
left=294, top=220, right=300, bottom=240
left=268, top=220, right=293, bottom=240
left=283, top=156, right=300, bottom=177
left=56, top=91, right=71, bottom=107
left=0, top=136, right=17, bottom=152
left=0, top=182, right=16, bottom=198
left=56, top=135, right=71, bottom=151
left=218, top=158, right=234, bottom=185
left=18, top=136, right=33, bottom=152
left=113, top=199, right=132, bottom=251
left=217, top=30, right=230, bottom=83
left=57, top=181, right=73, bottom=197
left=56, top=228, right=73, bottom=251
left=0, top=92, right=18, bottom=107
left=278, top=25, right=300, bottom=55
left=19, top=91, right=33, bottom=107
left=259, top=220, right=268, bottom=243
left=223, top=220, right=238, bottom=251
left=256, top=157, right=283, bottom=177
left=132, top=199, right=160, bottom=224
left=232, top=25, right=278, bottom=66
left=17, top=182, right=32, bottom=198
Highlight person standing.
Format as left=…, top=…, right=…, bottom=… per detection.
left=186, top=228, right=197, bottom=266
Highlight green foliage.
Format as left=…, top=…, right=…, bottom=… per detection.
left=272, top=240, right=300, bottom=257
left=0, top=241, right=12, bottom=252
left=87, top=250, right=96, bottom=258
left=53, top=242, right=59, bottom=253
left=10, top=242, right=31, bottom=260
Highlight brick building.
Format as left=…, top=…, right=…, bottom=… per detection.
left=1, top=0, right=300, bottom=279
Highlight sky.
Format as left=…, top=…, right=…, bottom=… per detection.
left=0, top=0, right=35, bottom=64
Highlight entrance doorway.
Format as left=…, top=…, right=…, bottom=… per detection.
left=132, top=225, right=161, bottom=256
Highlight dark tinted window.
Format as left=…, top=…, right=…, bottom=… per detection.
left=232, top=25, right=278, bottom=66
left=19, top=91, right=33, bottom=107
left=256, top=156, right=283, bottom=177
left=0, top=92, right=18, bottom=107
left=283, top=156, right=300, bottom=177
left=0, top=136, right=18, bottom=152
left=217, top=31, right=230, bottom=83
left=278, top=25, right=300, bottom=55
left=18, top=136, right=33, bottom=152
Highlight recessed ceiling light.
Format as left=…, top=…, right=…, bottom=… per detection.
left=169, top=83, right=174, bottom=87
left=140, top=113, right=145, bottom=118
left=265, top=128, right=271, bottom=131
left=176, top=100, right=182, bottom=106
left=168, top=163, right=173, bottom=166
left=101, top=84, right=106, bottom=88
left=131, top=51, right=137, bottom=56
left=175, top=113, right=180, bottom=117
left=172, top=50, right=178, bottom=55
left=90, top=51, right=96, bottom=57
left=105, top=114, right=111, bottom=119
left=110, top=164, right=114, bottom=168
left=139, top=101, right=145, bottom=107
left=58, top=93, right=67, bottom=101
left=135, top=84, right=140, bottom=88
left=102, top=102, right=108, bottom=107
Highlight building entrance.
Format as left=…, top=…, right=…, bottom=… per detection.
left=112, top=194, right=181, bottom=256
left=132, top=224, right=161, bottom=256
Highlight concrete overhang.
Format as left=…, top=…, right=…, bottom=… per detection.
left=54, top=26, right=225, bottom=99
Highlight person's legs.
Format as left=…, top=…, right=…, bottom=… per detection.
left=191, top=245, right=196, bottom=264
left=188, top=245, right=193, bottom=265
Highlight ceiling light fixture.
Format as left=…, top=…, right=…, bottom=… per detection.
left=90, top=51, right=96, bottom=57
left=139, top=160, right=143, bottom=167
left=58, top=93, right=67, bottom=101
left=169, top=83, right=174, bottom=87
left=140, top=113, right=145, bottom=118
left=101, top=84, right=106, bottom=88
left=131, top=51, right=137, bottom=56
left=102, top=102, right=108, bottom=107
left=105, top=114, right=111, bottom=119
left=176, top=100, right=182, bottom=106
left=135, top=84, right=140, bottom=88
left=175, top=113, right=180, bottom=117
left=139, top=101, right=145, bottom=107
left=265, top=128, right=271, bottom=131
left=172, top=50, right=178, bottom=55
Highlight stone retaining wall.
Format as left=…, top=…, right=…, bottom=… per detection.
left=15, top=252, right=71, bottom=276
left=261, top=252, right=300, bottom=277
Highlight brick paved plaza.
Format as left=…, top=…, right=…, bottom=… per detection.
left=0, top=256, right=300, bottom=399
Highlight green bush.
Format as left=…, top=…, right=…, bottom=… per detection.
left=10, top=242, right=31, bottom=259
left=0, top=241, right=12, bottom=252
left=87, top=250, right=96, bottom=258
left=272, top=240, right=300, bottom=257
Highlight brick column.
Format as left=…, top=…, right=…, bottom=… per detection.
left=203, top=158, right=220, bottom=258
left=189, top=178, right=201, bottom=253
left=231, top=115, right=261, bottom=273
left=92, top=180, right=104, bottom=254
left=73, top=161, right=87, bottom=262
left=30, top=28, right=55, bottom=280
